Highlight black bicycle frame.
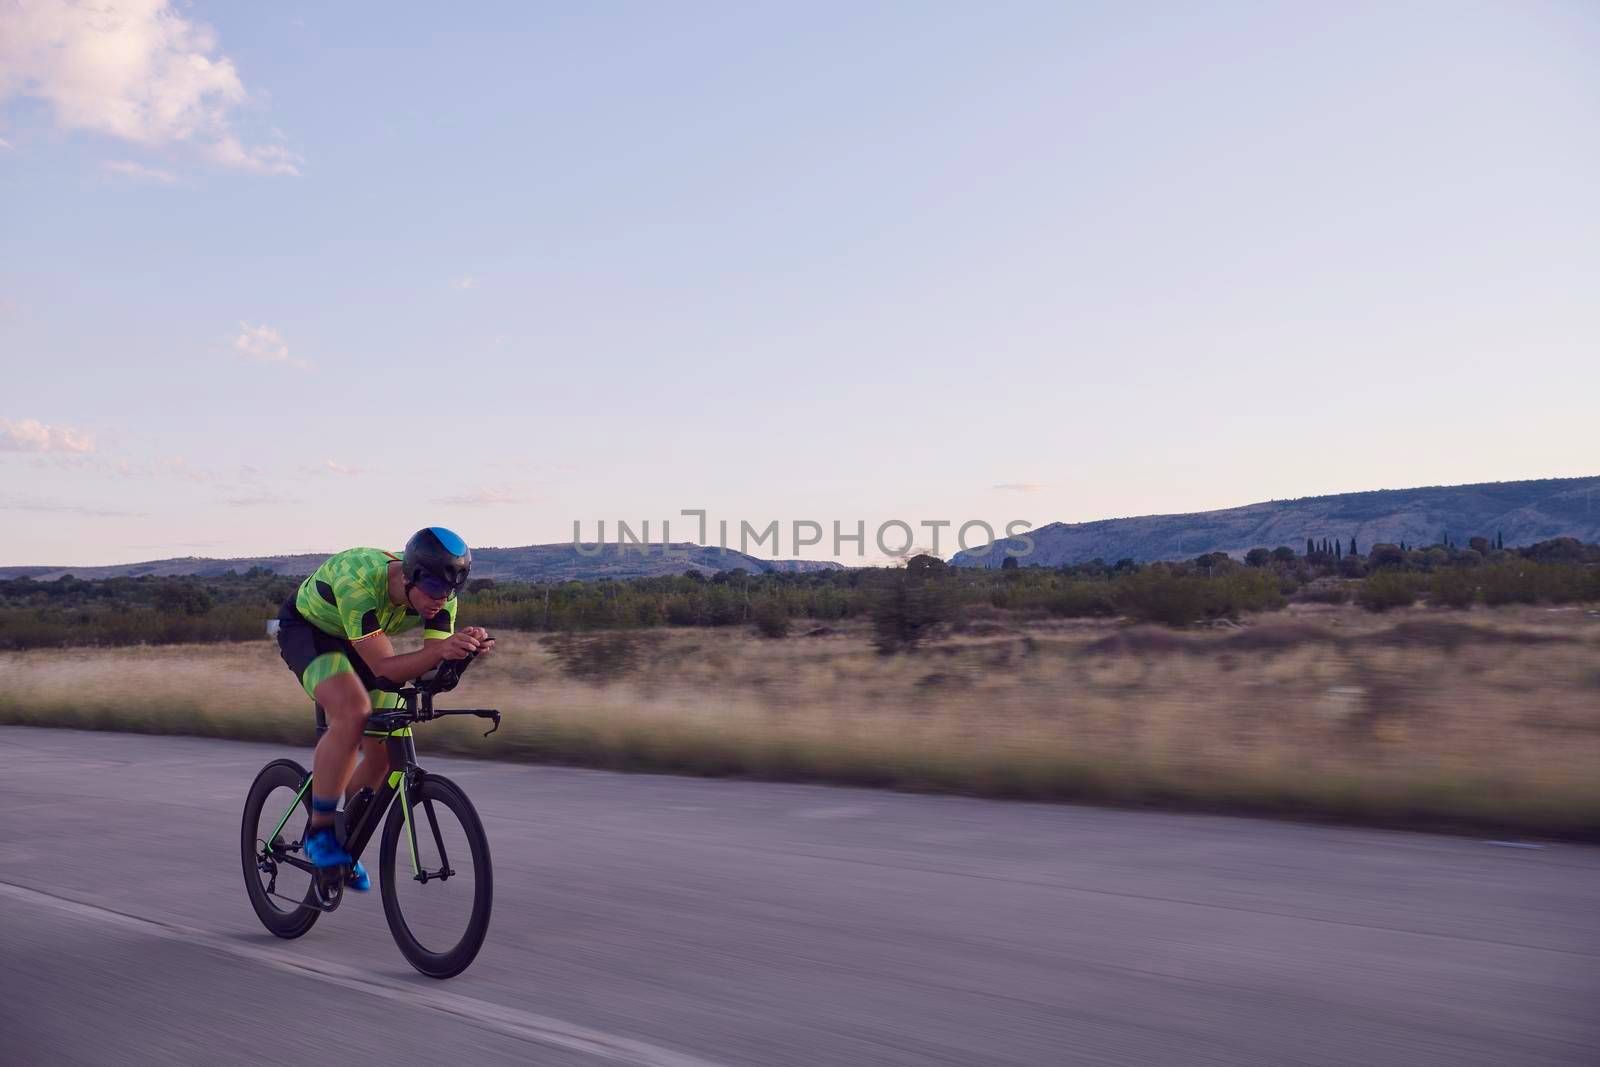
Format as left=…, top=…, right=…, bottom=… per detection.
left=265, top=659, right=498, bottom=885
left=266, top=725, right=425, bottom=879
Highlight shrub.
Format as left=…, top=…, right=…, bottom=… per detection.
left=751, top=597, right=790, bottom=638
left=1367, top=543, right=1405, bottom=569
left=870, top=572, right=955, bottom=654
left=1337, top=555, right=1367, bottom=579
left=542, top=632, right=648, bottom=682
left=1116, top=572, right=1209, bottom=626
left=1430, top=570, right=1478, bottom=609
left=155, top=584, right=213, bottom=617
left=1296, top=582, right=1350, bottom=605
left=1357, top=572, right=1423, bottom=612
left=1113, top=570, right=1284, bottom=627
left=1048, top=583, right=1119, bottom=618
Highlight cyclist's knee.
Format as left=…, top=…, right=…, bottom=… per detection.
left=315, top=677, right=371, bottom=729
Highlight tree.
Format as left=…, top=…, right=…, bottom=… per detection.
left=999, top=556, right=1019, bottom=571
left=1334, top=541, right=1342, bottom=560
left=1271, top=546, right=1296, bottom=563
left=907, top=553, right=949, bottom=576
left=1496, top=530, right=1504, bottom=550
left=1349, top=536, right=1357, bottom=556
left=155, top=583, right=212, bottom=617
left=1368, top=543, right=1405, bottom=569
left=1468, top=536, right=1489, bottom=554
left=1306, top=538, right=1315, bottom=557
left=1245, top=547, right=1272, bottom=568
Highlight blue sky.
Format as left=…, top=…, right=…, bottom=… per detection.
left=2, top=1, right=1597, bottom=566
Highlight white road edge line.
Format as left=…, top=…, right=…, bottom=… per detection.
left=0, top=879, right=729, bottom=1067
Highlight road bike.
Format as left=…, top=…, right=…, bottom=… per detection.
left=240, top=650, right=501, bottom=979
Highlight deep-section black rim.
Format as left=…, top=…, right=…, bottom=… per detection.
left=241, top=760, right=319, bottom=934
left=379, top=775, right=493, bottom=978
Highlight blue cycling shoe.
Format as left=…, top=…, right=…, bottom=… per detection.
left=302, top=826, right=352, bottom=868
left=347, top=860, right=371, bottom=892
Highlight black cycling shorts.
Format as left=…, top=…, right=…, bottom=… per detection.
left=275, top=598, right=401, bottom=709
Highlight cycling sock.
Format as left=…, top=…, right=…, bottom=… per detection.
left=310, top=794, right=338, bottom=830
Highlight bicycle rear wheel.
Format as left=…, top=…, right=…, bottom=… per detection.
left=241, top=758, right=320, bottom=939
left=379, top=773, right=493, bottom=979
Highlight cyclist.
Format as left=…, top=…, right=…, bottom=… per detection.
left=274, top=527, right=493, bottom=890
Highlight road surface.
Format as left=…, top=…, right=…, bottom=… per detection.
left=1, top=726, right=1595, bottom=1065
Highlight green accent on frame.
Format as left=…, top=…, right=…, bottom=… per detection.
left=401, top=777, right=419, bottom=876
left=267, top=774, right=312, bottom=845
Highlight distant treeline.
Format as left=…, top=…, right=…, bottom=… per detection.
left=1, top=538, right=1596, bottom=651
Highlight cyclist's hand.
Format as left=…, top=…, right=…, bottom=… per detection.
left=440, top=632, right=481, bottom=661
left=464, top=626, right=495, bottom=655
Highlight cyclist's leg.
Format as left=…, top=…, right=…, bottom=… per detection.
left=308, top=669, right=371, bottom=832
left=345, top=690, right=400, bottom=800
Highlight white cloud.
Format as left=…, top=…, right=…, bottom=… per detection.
left=0, top=417, right=95, bottom=453
left=226, top=492, right=300, bottom=508
left=434, top=486, right=529, bottom=508
left=299, top=459, right=363, bottom=477
left=992, top=483, right=1055, bottom=493
left=102, top=158, right=177, bottom=183
left=234, top=322, right=309, bottom=368
left=0, top=0, right=299, bottom=175
left=0, top=137, right=12, bottom=150
left=0, top=495, right=140, bottom=517
left=450, top=276, right=477, bottom=291
left=209, top=134, right=301, bottom=176
left=168, top=456, right=207, bottom=483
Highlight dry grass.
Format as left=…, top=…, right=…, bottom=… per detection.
left=3, top=604, right=1598, bottom=838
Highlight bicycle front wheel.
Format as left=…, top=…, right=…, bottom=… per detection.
left=379, top=773, right=493, bottom=979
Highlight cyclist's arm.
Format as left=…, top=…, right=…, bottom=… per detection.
left=352, top=631, right=478, bottom=684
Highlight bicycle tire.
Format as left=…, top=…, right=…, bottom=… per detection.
left=240, top=758, right=321, bottom=939
left=379, top=773, right=493, bottom=979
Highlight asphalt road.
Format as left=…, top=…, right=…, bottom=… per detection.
left=1, top=726, right=1596, bottom=1066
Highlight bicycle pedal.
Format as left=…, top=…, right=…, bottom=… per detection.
left=311, top=866, right=348, bottom=910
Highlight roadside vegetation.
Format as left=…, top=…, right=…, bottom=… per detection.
left=1, top=537, right=1595, bottom=651
left=3, top=535, right=1596, bottom=837
left=2, top=604, right=1596, bottom=839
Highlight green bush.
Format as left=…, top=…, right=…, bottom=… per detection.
left=1114, top=570, right=1283, bottom=627
left=1296, top=582, right=1350, bottom=605
left=751, top=597, right=790, bottom=638
left=1358, top=572, right=1424, bottom=612
left=1431, top=570, right=1478, bottom=609
left=870, top=572, right=956, bottom=654
left=1049, top=583, right=1119, bottom=618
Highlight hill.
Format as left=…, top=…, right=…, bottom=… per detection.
left=952, top=476, right=1600, bottom=568
left=0, top=544, right=843, bottom=582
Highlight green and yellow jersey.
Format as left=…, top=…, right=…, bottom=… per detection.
left=294, top=547, right=456, bottom=644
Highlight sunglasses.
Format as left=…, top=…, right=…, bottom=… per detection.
left=414, top=571, right=459, bottom=599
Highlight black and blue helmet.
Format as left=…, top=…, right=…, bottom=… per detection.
left=403, top=527, right=472, bottom=597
